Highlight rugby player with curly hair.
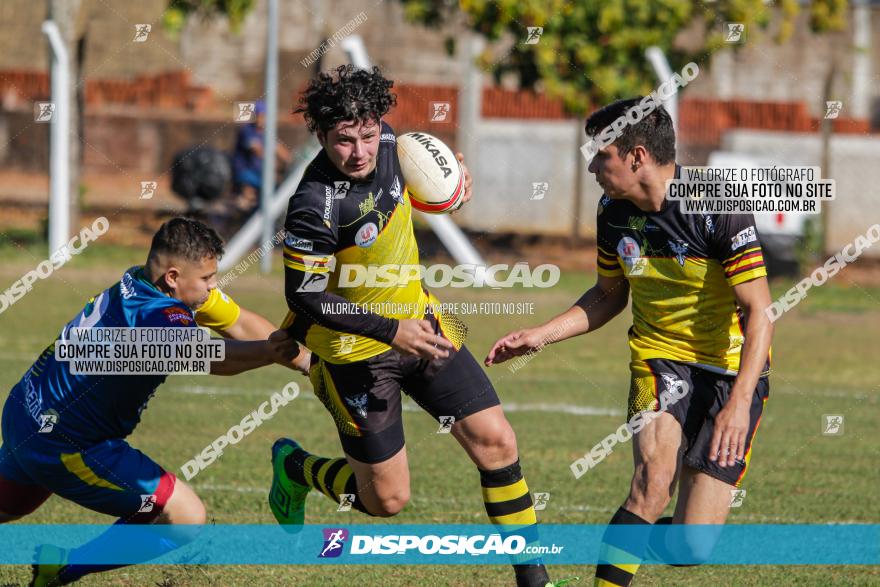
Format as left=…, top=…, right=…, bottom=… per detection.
left=268, top=65, right=574, bottom=587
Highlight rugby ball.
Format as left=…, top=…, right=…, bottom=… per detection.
left=396, top=132, right=465, bottom=214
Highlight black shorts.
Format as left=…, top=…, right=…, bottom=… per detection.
left=629, top=358, right=770, bottom=487
left=309, top=317, right=500, bottom=464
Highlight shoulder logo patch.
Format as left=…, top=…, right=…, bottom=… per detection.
left=284, top=231, right=314, bottom=252
left=731, top=226, right=757, bottom=251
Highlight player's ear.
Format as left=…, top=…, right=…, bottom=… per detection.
left=630, top=146, right=647, bottom=172
left=163, top=266, right=180, bottom=291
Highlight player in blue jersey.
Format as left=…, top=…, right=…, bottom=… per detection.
left=0, top=218, right=305, bottom=586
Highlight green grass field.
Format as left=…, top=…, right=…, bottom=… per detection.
left=0, top=242, right=877, bottom=585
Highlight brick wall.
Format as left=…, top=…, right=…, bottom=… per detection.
left=0, top=70, right=212, bottom=111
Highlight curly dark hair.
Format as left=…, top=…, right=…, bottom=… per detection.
left=294, top=65, right=396, bottom=134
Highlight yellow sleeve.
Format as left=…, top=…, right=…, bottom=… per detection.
left=195, top=288, right=242, bottom=332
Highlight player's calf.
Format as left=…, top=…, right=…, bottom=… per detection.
left=623, top=463, right=677, bottom=523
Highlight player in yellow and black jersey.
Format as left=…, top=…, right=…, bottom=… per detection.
left=268, top=65, right=569, bottom=587
left=487, top=99, right=774, bottom=586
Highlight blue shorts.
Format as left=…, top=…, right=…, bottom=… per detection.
left=0, top=399, right=175, bottom=520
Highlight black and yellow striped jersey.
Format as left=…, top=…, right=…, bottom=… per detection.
left=596, top=165, right=769, bottom=375
left=281, top=122, right=449, bottom=364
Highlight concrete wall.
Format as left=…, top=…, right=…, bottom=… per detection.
left=721, top=129, right=880, bottom=257
left=455, top=119, right=602, bottom=238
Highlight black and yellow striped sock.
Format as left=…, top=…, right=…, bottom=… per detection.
left=595, top=507, right=651, bottom=586
left=479, top=459, right=550, bottom=587
left=283, top=448, right=371, bottom=515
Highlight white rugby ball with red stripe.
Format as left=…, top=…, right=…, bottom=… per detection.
left=396, top=132, right=465, bottom=214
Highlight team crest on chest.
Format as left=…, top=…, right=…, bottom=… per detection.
left=669, top=240, right=689, bottom=266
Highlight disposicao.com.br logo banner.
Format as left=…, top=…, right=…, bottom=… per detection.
left=0, top=525, right=876, bottom=565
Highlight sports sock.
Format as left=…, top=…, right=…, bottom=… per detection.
left=59, top=518, right=195, bottom=582
left=283, top=445, right=371, bottom=514
left=479, top=459, right=550, bottom=587
left=594, top=507, right=652, bottom=586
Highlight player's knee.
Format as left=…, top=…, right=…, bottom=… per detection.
left=171, top=497, right=207, bottom=526
left=466, top=418, right=519, bottom=464
left=369, top=489, right=410, bottom=517
left=160, top=485, right=207, bottom=526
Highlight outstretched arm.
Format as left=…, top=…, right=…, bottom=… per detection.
left=485, top=273, right=629, bottom=366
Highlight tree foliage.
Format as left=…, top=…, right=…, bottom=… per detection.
left=163, top=0, right=256, bottom=33
left=399, top=0, right=849, bottom=113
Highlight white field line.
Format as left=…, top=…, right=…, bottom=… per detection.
left=189, top=487, right=867, bottom=524
left=173, top=384, right=623, bottom=417
left=0, top=354, right=871, bottom=402
left=171, top=384, right=875, bottom=404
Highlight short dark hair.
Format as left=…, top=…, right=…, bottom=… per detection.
left=148, top=218, right=224, bottom=264
left=585, top=97, right=676, bottom=165
left=294, top=64, right=396, bottom=134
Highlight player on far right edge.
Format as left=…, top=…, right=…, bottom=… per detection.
left=486, top=98, right=774, bottom=586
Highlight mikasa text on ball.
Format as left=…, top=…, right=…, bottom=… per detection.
left=396, top=132, right=465, bottom=214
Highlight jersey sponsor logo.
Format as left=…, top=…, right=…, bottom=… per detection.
left=380, top=133, right=396, bottom=143
left=355, top=222, right=379, bottom=248
left=23, top=373, right=42, bottom=422
left=617, top=236, right=641, bottom=262
left=333, top=181, right=350, bottom=199
left=120, top=272, right=136, bottom=299
left=284, top=232, right=314, bottom=252
left=628, top=216, right=647, bottom=231
left=622, top=216, right=659, bottom=232
left=669, top=240, right=689, bottom=266
left=406, top=133, right=453, bottom=178
left=162, top=306, right=193, bottom=326
left=323, top=186, right=333, bottom=227
left=731, top=226, right=757, bottom=250
left=618, top=236, right=645, bottom=276
left=705, top=215, right=716, bottom=234
left=344, top=393, right=368, bottom=419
